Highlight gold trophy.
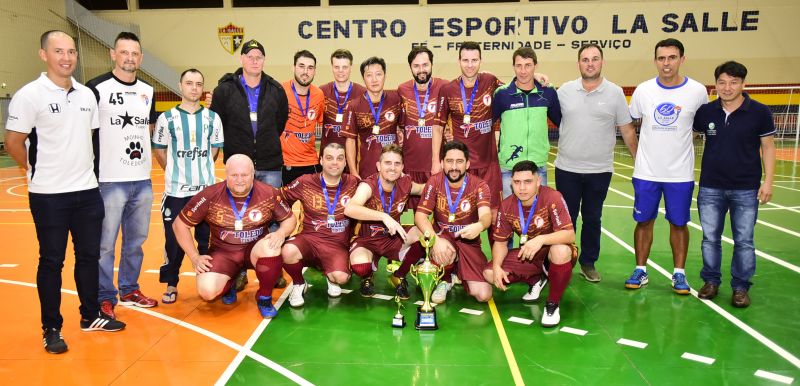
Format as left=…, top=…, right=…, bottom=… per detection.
left=410, top=231, right=445, bottom=330
left=392, top=295, right=406, bottom=328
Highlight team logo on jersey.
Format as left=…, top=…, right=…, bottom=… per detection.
left=533, top=215, right=545, bottom=228
left=307, top=109, right=316, bottom=120
left=324, top=123, right=342, bottom=136
left=396, top=202, right=405, bottom=212
left=483, top=94, right=492, bottom=106
left=427, top=101, right=437, bottom=113
left=369, top=225, right=386, bottom=236
left=48, top=103, right=61, bottom=113
left=141, top=94, right=150, bottom=106
left=340, top=195, right=351, bottom=206
left=248, top=209, right=263, bottom=222
left=384, top=111, right=395, bottom=121
left=653, top=102, right=681, bottom=126
left=460, top=200, right=470, bottom=212
left=218, top=23, right=245, bottom=55
left=707, top=122, right=717, bottom=136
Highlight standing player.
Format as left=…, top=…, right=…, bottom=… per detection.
left=626, top=38, right=708, bottom=293
left=344, top=144, right=425, bottom=299
left=173, top=155, right=296, bottom=318
left=152, top=68, right=223, bottom=304
left=281, top=143, right=361, bottom=307
left=397, top=46, right=448, bottom=209
left=281, top=50, right=325, bottom=185
left=342, top=56, right=403, bottom=180
left=86, top=31, right=159, bottom=318
left=6, top=30, right=126, bottom=354
left=319, top=49, right=366, bottom=152
left=484, top=161, right=577, bottom=327
left=435, top=42, right=504, bottom=213
left=414, top=141, right=493, bottom=304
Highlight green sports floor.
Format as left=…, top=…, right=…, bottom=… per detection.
left=217, top=141, right=800, bottom=386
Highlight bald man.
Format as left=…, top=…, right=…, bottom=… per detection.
left=173, top=154, right=297, bottom=318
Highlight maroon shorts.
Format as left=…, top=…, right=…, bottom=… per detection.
left=469, top=163, right=502, bottom=208
left=285, top=233, right=350, bottom=275
left=485, top=244, right=578, bottom=283
left=351, top=234, right=405, bottom=262
left=208, top=243, right=256, bottom=278
left=439, top=231, right=488, bottom=283
left=406, top=171, right=431, bottom=210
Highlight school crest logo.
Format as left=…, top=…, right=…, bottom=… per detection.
left=653, top=102, right=681, bottom=126
left=483, top=94, right=492, bottom=106
left=218, top=23, right=245, bottom=55
left=384, top=111, right=395, bottom=122
left=460, top=200, right=471, bottom=212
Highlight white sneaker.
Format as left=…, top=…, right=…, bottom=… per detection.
left=431, top=282, right=450, bottom=304
left=327, top=279, right=342, bottom=298
left=288, top=283, right=307, bottom=308
left=451, top=273, right=462, bottom=285
left=541, top=301, right=560, bottom=327
left=522, top=277, right=548, bottom=302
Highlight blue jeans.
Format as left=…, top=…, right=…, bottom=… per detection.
left=697, top=187, right=758, bottom=291
left=554, top=168, right=612, bottom=267
left=98, top=180, right=153, bottom=303
left=255, top=170, right=282, bottom=188
left=501, top=166, right=547, bottom=199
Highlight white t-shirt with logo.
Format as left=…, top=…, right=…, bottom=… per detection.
left=86, top=73, right=157, bottom=182
left=629, top=77, right=708, bottom=182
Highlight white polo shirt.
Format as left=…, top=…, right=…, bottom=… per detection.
left=629, top=77, right=708, bottom=182
left=6, top=73, right=99, bottom=194
left=555, top=78, right=632, bottom=174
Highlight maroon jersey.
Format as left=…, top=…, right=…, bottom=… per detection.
left=493, top=186, right=574, bottom=242
left=179, top=181, right=292, bottom=251
left=417, top=172, right=491, bottom=243
left=398, top=78, right=448, bottom=173
left=357, top=174, right=413, bottom=237
left=436, top=73, right=503, bottom=169
left=320, top=81, right=367, bottom=150
left=341, top=90, right=403, bottom=178
left=280, top=172, right=360, bottom=246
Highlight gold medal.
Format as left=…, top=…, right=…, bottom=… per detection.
left=249, top=112, right=257, bottom=122
left=463, top=114, right=471, bottom=124
left=327, top=215, right=336, bottom=225
left=372, top=125, right=380, bottom=135
left=520, top=235, right=528, bottom=245
left=234, top=220, right=243, bottom=231
left=448, top=213, right=455, bottom=222
left=418, top=118, right=426, bottom=127
left=336, top=113, right=343, bottom=122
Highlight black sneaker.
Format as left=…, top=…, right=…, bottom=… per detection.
left=360, top=276, right=375, bottom=297
left=275, top=276, right=287, bottom=289
left=80, top=313, right=126, bottom=332
left=395, top=277, right=410, bottom=300
left=234, top=269, right=249, bottom=292
left=43, top=328, right=68, bottom=354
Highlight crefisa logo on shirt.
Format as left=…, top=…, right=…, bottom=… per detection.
left=653, top=102, right=681, bottom=126
left=707, top=122, right=717, bottom=136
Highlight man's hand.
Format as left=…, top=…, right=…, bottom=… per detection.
left=444, top=129, right=454, bottom=142
left=262, top=232, right=286, bottom=250
left=431, top=237, right=455, bottom=266
left=190, top=254, right=213, bottom=274
left=455, top=222, right=483, bottom=240
left=758, top=182, right=773, bottom=204
left=519, top=236, right=544, bottom=261
left=533, top=72, right=550, bottom=87
left=493, top=266, right=510, bottom=291
left=204, top=91, right=213, bottom=107
left=382, top=215, right=407, bottom=241
left=431, top=161, right=442, bottom=175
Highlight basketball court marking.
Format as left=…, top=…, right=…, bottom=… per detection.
left=681, top=352, right=716, bottom=365
left=488, top=298, right=525, bottom=386
left=559, top=326, right=588, bottom=336
left=754, top=370, right=795, bottom=385
left=617, top=338, right=648, bottom=349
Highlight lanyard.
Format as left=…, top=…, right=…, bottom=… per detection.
left=335, top=82, right=353, bottom=115
left=413, top=82, right=431, bottom=124
left=226, top=187, right=253, bottom=228
left=459, top=77, right=479, bottom=117
left=240, top=76, right=260, bottom=113
left=320, top=174, right=342, bottom=222
left=378, top=177, right=396, bottom=214
left=291, top=82, right=310, bottom=123
left=517, top=196, right=538, bottom=241
left=444, top=174, right=468, bottom=222
left=365, top=91, right=385, bottom=129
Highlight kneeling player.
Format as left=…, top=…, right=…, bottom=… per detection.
left=281, top=143, right=360, bottom=307
left=344, top=144, right=425, bottom=299
left=484, top=161, right=576, bottom=327
left=173, top=155, right=296, bottom=318
left=415, top=141, right=493, bottom=303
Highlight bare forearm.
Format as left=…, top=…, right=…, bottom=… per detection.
left=173, top=221, right=200, bottom=259
left=491, top=241, right=509, bottom=267
left=431, top=125, right=443, bottom=161
left=762, top=140, right=776, bottom=184
left=273, top=217, right=297, bottom=239
left=537, top=229, right=575, bottom=246
left=344, top=204, right=389, bottom=222
left=5, top=131, right=28, bottom=169
left=414, top=212, right=435, bottom=237
left=619, top=123, right=638, bottom=159
left=345, top=138, right=358, bottom=174
left=153, top=149, right=167, bottom=169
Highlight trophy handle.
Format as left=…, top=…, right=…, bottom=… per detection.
left=409, top=265, right=418, bottom=281
left=436, top=264, right=446, bottom=281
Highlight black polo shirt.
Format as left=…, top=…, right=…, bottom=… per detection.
left=693, top=93, right=775, bottom=189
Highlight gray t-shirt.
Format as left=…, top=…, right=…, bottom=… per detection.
left=554, top=78, right=632, bottom=173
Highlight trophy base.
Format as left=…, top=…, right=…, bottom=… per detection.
left=415, top=306, right=438, bottom=330
left=392, top=314, right=406, bottom=328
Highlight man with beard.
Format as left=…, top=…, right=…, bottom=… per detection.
left=484, top=161, right=577, bottom=327
left=415, top=141, right=493, bottom=304
left=280, top=50, right=326, bottom=185
left=173, top=155, right=296, bottom=318
left=554, top=43, right=638, bottom=283
left=282, top=143, right=361, bottom=307
left=344, top=144, right=426, bottom=299
left=397, top=46, right=448, bottom=210
left=342, top=56, right=404, bottom=180
left=320, top=49, right=366, bottom=153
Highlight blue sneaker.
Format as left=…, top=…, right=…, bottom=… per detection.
left=672, top=273, right=691, bottom=295
left=221, top=286, right=237, bottom=305
left=625, top=269, right=649, bottom=289
left=257, top=295, right=277, bottom=318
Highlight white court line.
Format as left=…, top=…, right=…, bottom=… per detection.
left=144, top=269, right=160, bottom=274
left=0, top=176, right=25, bottom=183
left=774, top=184, right=800, bottom=193
left=601, top=227, right=800, bottom=370
left=617, top=338, right=648, bottom=349
left=6, top=184, right=26, bottom=197
left=180, top=272, right=197, bottom=277
left=560, top=326, right=588, bottom=336
left=507, top=316, right=534, bottom=325
left=372, top=294, right=394, bottom=301
left=0, top=264, right=19, bottom=268
left=681, top=352, right=715, bottom=365
left=754, top=370, right=795, bottom=385
left=459, top=308, right=484, bottom=316
left=0, top=278, right=314, bottom=386
left=607, top=186, right=800, bottom=275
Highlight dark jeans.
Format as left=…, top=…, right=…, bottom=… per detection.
left=282, top=164, right=322, bottom=186
left=554, top=168, right=612, bottom=267
left=29, top=188, right=104, bottom=329
left=159, top=195, right=210, bottom=287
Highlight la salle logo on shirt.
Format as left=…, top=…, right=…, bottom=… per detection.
left=707, top=122, right=717, bottom=136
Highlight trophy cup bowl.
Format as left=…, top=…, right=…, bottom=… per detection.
left=410, top=232, right=445, bottom=330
